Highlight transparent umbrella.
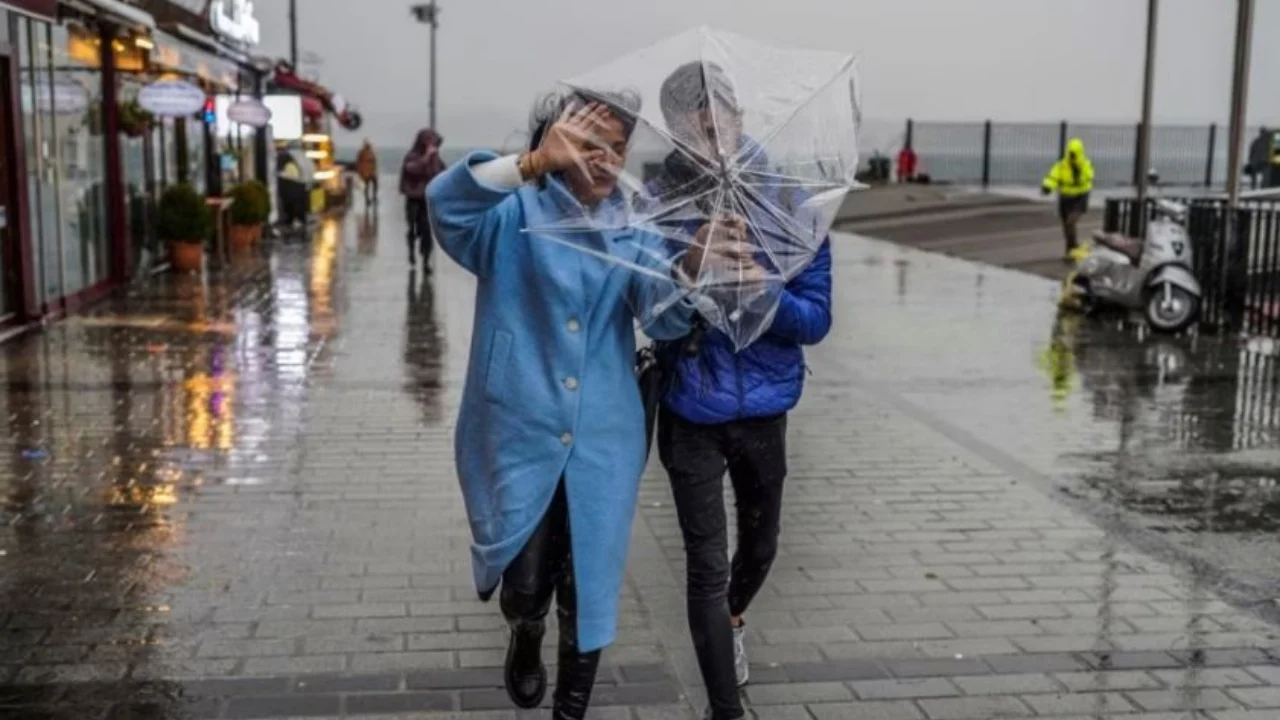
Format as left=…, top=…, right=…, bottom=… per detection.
left=523, top=26, right=861, bottom=350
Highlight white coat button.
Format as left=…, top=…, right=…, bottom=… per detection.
left=560, top=432, right=574, bottom=446
left=563, top=377, right=579, bottom=391
left=566, top=318, right=581, bottom=333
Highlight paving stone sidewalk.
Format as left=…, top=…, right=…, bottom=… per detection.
left=0, top=207, right=1277, bottom=719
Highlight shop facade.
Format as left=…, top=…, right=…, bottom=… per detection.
left=0, top=0, right=263, bottom=331
left=125, top=0, right=265, bottom=277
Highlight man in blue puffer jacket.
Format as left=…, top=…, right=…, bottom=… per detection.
left=648, top=62, right=833, bottom=720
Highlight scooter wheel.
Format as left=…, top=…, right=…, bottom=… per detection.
left=1144, top=282, right=1199, bottom=334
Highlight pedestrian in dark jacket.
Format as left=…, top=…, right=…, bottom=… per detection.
left=650, top=62, right=833, bottom=720
left=1247, top=128, right=1271, bottom=190
left=401, top=128, right=446, bottom=269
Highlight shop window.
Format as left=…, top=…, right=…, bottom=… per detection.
left=51, top=22, right=108, bottom=295
left=187, top=117, right=206, bottom=194
left=118, top=78, right=155, bottom=275
left=17, top=16, right=65, bottom=306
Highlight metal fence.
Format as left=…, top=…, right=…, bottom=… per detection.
left=908, top=120, right=1261, bottom=188
left=1103, top=197, right=1280, bottom=337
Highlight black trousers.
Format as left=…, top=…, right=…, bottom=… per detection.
left=658, top=408, right=788, bottom=720
left=405, top=197, right=432, bottom=263
left=364, top=176, right=378, bottom=206
left=1058, top=193, right=1089, bottom=253
left=500, top=483, right=601, bottom=719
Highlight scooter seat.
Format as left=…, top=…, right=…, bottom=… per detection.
left=1091, top=231, right=1143, bottom=264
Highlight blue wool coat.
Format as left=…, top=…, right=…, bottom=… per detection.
left=426, top=152, right=693, bottom=653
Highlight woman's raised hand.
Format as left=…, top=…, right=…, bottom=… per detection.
left=533, top=102, right=613, bottom=176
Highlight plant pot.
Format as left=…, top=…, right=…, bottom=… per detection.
left=229, top=223, right=257, bottom=251
left=169, top=240, right=204, bottom=272
left=251, top=223, right=264, bottom=243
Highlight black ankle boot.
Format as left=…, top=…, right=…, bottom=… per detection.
left=552, top=609, right=601, bottom=720
left=504, top=619, right=547, bottom=709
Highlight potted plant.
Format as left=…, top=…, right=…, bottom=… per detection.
left=118, top=99, right=155, bottom=138
left=227, top=182, right=265, bottom=250
left=246, top=180, right=271, bottom=242
left=158, top=183, right=212, bottom=272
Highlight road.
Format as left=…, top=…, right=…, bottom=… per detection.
left=836, top=184, right=1105, bottom=279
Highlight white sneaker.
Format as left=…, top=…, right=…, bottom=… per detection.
left=732, top=624, right=749, bottom=687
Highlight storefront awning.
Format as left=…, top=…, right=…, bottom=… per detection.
left=67, top=0, right=157, bottom=30
left=151, top=27, right=241, bottom=89
left=171, top=23, right=250, bottom=66
left=2, top=0, right=58, bottom=20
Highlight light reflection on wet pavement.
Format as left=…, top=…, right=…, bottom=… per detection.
left=824, top=237, right=1280, bottom=607
left=0, top=198, right=1278, bottom=717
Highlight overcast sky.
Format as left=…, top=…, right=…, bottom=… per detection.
left=257, top=0, right=1279, bottom=149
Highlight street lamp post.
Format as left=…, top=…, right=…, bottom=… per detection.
left=1221, top=0, right=1255, bottom=325
left=1225, top=0, right=1255, bottom=210
left=289, top=0, right=298, bottom=69
left=1135, top=0, right=1159, bottom=214
left=410, top=2, right=440, bottom=132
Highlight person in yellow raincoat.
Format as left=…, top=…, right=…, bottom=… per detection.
left=1042, top=138, right=1094, bottom=260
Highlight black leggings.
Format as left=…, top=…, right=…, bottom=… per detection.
left=405, top=197, right=432, bottom=262
left=1058, top=193, right=1089, bottom=253
left=500, top=483, right=601, bottom=720
left=658, top=408, right=788, bottom=720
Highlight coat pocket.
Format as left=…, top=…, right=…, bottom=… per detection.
left=484, top=330, right=514, bottom=404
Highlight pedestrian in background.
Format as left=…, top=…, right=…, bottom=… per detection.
left=1247, top=127, right=1270, bottom=190
left=400, top=129, right=446, bottom=270
left=896, top=144, right=918, bottom=183
left=426, top=93, right=712, bottom=720
left=648, top=62, right=834, bottom=720
left=356, top=138, right=379, bottom=207
left=1042, top=137, right=1094, bottom=260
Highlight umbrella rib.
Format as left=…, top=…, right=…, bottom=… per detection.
left=725, top=187, right=788, bottom=273
left=732, top=181, right=822, bottom=259
left=735, top=55, right=857, bottom=171
left=737, top=169, right=853, bottom=190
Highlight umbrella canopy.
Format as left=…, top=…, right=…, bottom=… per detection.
left=523, top=26, right=861, bottom=350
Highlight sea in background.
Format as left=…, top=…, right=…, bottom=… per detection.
left=341, top=119, right=1258, bottom=190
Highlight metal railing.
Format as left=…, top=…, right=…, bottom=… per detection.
left=1103, top=196, right=1280, bottom=336
left=907, top=120, right=1263, bottom=188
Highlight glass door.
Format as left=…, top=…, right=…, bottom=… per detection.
left=0, top=55, right=15, bottom=318
left=17, top=17, right=64, bottom=310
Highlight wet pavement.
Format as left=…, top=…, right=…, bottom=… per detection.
left=0, top=187, right=1278, bottom=719
left=837, top=196, right=1105, bottom=281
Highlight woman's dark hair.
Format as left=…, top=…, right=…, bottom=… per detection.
left=659, top=61, right=740, bottom=123
left=526, top=88, right=643, bottom=152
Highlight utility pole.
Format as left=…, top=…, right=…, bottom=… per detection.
left=289, top=0, right=298, bottom=68
left=1225, top=0, right=1255, bottom=210
left=1221, top=0, right=1255, bottom=323
left=1135, top=0, right=1159, bottom=213
left=411, top=1, right=440, bottom=131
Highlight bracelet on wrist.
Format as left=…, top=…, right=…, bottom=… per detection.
left=517, top=152, right=535, bottom=183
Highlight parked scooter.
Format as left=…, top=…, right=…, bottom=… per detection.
left=1060, top=175, right=1202, bottom=333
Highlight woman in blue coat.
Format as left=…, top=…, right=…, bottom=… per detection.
left=427, top=95, right=724, bottom=719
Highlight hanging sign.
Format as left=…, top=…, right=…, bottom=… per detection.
left=138, top=79, right=206, bottom=117
left=227, top=98, right=271, bottom=127
left=209, top=0, right=260, bottom=47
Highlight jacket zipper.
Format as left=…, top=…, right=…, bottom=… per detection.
left=735, top=353, right=745, bottom=420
